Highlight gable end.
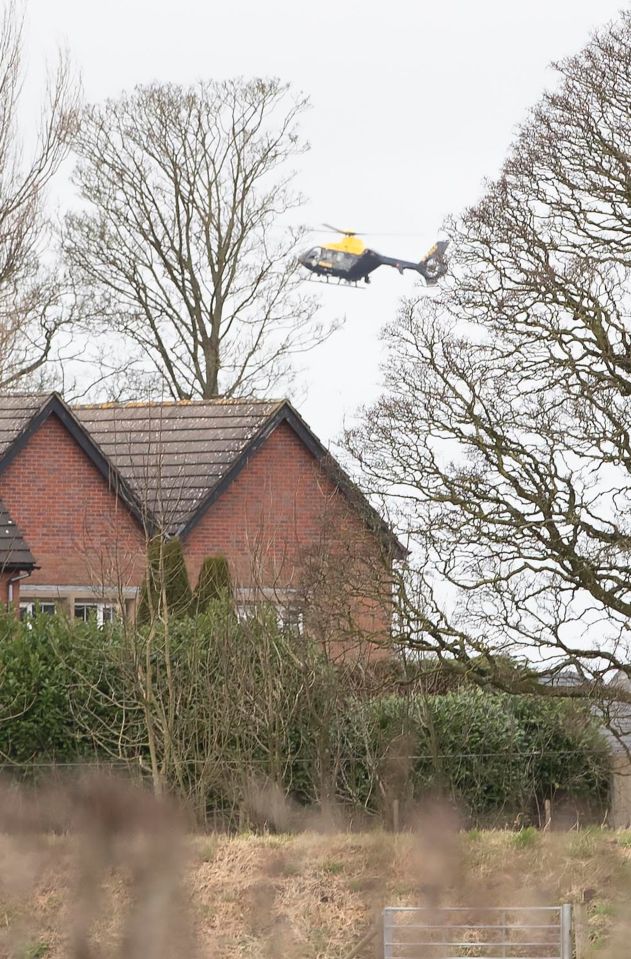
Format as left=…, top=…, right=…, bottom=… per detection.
left=0, top=393, right=151, bottom=533
left=177, top=402, right=405, bottom=557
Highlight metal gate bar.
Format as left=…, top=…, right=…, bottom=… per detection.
left=383, top=905, right=573, bottom=959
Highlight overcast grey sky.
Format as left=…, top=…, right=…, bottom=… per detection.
left=24, top=0, right=625, bottom=444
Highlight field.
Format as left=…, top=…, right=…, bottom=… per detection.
left=2, top=825, right=631, bottom=958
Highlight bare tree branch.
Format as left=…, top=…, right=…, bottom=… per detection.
left=346, top=13, right=631, bottom=708
left=0, top=2, right=80, bottom=391
left=65, top=78, right=336, bottom=400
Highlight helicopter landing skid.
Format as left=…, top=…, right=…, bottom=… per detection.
left=304, top=277, right=365, bottom=290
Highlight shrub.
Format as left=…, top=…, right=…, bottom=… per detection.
left=0, top=606, right=613, bottom=826
left=507, top=695, right=610, bottom=810
left=192, top=556, right=232, bottom=614
left=336, top=689, right=610, bottom=823
left=136, top=536, right=192, bottom=624
left=0, top=609, right=119, bottom=765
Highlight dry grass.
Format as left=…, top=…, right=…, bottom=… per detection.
left=188, top=827, right=631, bottom=958
left=3, top=823, right=631, bottom=958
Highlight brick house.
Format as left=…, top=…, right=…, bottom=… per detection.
left=0, top=392, right=399, bottom=645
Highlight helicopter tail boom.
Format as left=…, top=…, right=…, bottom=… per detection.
left=376, top=239, right=449, bottom=285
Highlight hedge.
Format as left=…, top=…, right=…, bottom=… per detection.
left=0, top=607, right=612, bottom=824
left=335, top=690, right=610, bottom=821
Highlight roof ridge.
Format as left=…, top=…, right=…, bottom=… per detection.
left=73, top=397, right=287, bottom=410
left=0, top=390, right=53, bottom=399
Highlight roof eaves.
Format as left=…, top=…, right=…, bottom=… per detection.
left=0, top=500, right=36, bottom=571
left=0, top=555, right=37, bottom=572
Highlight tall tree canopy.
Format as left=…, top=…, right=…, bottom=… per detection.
left=347, top=14, right=631, bottom=696
left=0, top=3, right=78, bottom=391
left=65, top=78, right=331, bottom=400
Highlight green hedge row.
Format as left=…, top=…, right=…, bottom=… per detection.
left=0, top=607, right=611, bottom=825
left=336, top=691, right=610, bottom=820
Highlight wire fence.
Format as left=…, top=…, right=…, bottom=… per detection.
left=383, top=906, right=573, bottom=959
left=0, top=748, right=610, bottom=769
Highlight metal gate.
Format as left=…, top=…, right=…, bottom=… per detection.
left=383, top=905, right=573, bottom=959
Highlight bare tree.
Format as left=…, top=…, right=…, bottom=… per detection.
left=65, top=78, right=332, bottom=400
left=346, top=14, right=631, bottom=702
left=0, top=3, right=79, bottom=391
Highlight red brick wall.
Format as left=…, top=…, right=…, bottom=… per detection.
left=184, top=422, right=320, bottom=586
left=183, top=421, right=392, bottom=647
left=0, top=571, right=11, bottom=606
left=184, top=422, right=344, bottom=582
left=0, top=414, right=146, bottom=589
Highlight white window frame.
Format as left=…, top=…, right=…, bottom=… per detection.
left=278, top=604, right=304, bottom=636
left=19, top=601, right=57, bottom=619
left=235, top=601, right=304, bottom=636
left=74, top=602, right=117, bottom=626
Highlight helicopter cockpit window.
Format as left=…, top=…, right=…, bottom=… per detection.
left=306, top=247, right=320, bottom=259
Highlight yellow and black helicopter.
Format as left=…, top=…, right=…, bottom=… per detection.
left=298, top=226, right=449, bottom=287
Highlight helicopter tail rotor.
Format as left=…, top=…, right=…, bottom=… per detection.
left=417, top=239, right=449, bottom=285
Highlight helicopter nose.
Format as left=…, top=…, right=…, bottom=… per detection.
left=297, top=251, right=312, bottom=269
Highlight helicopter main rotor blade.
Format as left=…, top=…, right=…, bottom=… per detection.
left=322, top=223, right=360, bottom=236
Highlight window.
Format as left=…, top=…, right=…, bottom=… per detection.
left=19, top=601, right=56, bottom=620
left=278, top=604, right=304, bottom=637
left=235, top=603, right=251, bottom=623
left=235, top=602, right=304, bottom=636
left=74, top=603, right=117, bottom=626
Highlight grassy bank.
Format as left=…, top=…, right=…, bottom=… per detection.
left=3, top=829, right=631, bottom=958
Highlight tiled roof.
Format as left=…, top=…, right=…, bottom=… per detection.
left=0, top=499, right=35, bottom=570
left=73, top=398, right=285, bottom=534
left=0, top=393, right=49, bottom=459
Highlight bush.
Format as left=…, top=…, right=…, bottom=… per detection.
left=336, top=689, right=610, bottom=823
left=508, top=694, right=610, bottom=812
left=0, top=609, right=118, bottom=765
left=136, top=536, right=192, bottom=624
left=192, top=556, right=232, bottom=614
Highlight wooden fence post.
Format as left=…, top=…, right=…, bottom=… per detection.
left=574, top=903, right=587, bottom=959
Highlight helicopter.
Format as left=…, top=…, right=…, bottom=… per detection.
left=298, top=225, right=449, bottom=287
